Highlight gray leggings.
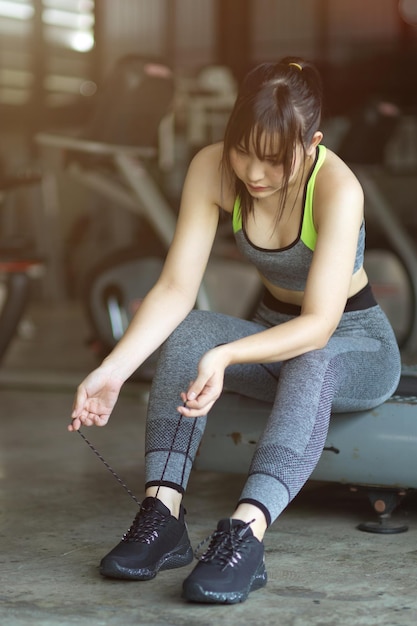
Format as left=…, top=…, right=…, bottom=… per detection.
left=145, top=302, right=401, bottom=526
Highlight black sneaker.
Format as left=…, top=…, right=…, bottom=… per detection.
left=182, top=518, right=267, bottom=604
left=100, top=496, right=193, bottom=580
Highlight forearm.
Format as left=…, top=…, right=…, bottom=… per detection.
left=219, top=314, right=331, bottom=368
left=178, top=313, right=334, bottom=418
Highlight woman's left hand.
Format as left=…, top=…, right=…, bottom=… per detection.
left=177, top=347, right=229, bottom=418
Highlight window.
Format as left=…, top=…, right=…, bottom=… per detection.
left=0, top=0, right=96, bottom=119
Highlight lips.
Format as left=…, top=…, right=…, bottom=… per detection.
left=247, top=184, right=269, bottom=192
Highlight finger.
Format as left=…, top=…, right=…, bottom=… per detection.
left=83, top=413, right=97, bottom=427
left=187, top=383, right=219, bottom=408
left=68, top=417, right=81, bottom=432
left=93, top=414, right=109, bottom=427
left=71, top=388, right=87, bottom=419
left=184, top=377, right=207, bottom=402
left=177, top=401, right=215, bottom=418
left=179, top=392, right=216, bottom=412
left=73, top=412, right=93, bottom=428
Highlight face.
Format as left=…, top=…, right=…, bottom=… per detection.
left=229, top=132, right=305, bottom=199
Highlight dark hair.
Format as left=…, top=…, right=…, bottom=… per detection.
left=221, top=57, right=323, bottom=226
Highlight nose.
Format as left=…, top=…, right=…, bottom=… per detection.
left=246, top=157, right=265, bottom=183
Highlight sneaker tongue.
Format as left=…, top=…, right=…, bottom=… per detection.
left=216, top=518, right=232, bottom=532
left=141, top=496, right=171, bottom=517
left=216, top=518, right=253, bottom=538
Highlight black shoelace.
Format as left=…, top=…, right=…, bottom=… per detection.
left=74, top=403, right=197, bottom=508
left=122, top=505, right=168, bottom=543
left=195, top=519, right=255, bottom=571
left=75, top=428, right=141, bottom=506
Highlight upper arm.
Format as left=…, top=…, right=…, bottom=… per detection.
left=302, top=155, right=364, bottom=332
left=157, top=144, right=224, bottom=302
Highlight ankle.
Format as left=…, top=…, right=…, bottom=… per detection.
left=232, top=504, right=268, bottom=542
left=145, top=486, right=183, bottom=519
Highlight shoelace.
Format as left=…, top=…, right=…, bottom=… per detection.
left=195, top=519, right=255, bottom=571
left=122, top=505, right=168, bottom=543
left=74, top=402, right=197, bottom=508
left=75, top=428, right=141, bottom=506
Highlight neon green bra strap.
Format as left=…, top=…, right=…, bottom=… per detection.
left=232, top=144, right=327, bottom=251
left=301, top=144, right=326, bottom=251
left=232, top=196, right=243, bottom=232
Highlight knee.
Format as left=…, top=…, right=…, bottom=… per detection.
left=170, top=310, right=209, bottom=341
left=161, top=310, right=214, bottom=356
left=283, top=349, right=330, bottom=373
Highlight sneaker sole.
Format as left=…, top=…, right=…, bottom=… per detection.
left=182, top=562, right=267, bottom=604
left=100, top=543, right=194, bottom=581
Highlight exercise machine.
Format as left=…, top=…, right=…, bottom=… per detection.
left=0, top=171, right=45, bottom=366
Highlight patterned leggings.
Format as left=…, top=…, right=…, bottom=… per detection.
left=145, top=302, right=401, bottom=526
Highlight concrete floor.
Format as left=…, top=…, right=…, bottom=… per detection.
left=1, top=302, right=417, bottom=626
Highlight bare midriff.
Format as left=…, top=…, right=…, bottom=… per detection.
left=260, top=266, right=369, bottom=306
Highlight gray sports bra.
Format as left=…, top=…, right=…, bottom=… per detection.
left=232, top=145, right=365, bottom=291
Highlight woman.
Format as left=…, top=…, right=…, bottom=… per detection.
left=69, top=57, right=401, bottom=604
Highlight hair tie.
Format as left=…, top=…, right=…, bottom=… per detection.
left=289, top=62, right=302, bottom=71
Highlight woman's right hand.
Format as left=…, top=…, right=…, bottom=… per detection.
left=68, top=366, right=124, bottom=432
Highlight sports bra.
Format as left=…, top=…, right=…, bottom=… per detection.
left=232, top=144, right=365, bottom=291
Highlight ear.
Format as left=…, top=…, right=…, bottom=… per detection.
left=306, top=131, right=323, bottom=156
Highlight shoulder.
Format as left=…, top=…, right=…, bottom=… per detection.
left=184, top=142, right=235, bottom=211
left=187, top=142, right=223, bottom=181
left=315, top=146, right=364, bottom=209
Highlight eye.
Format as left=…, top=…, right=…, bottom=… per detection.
left=235, top=145, right=248, bottom=155
left=265, top=155, right=282, bottom=166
